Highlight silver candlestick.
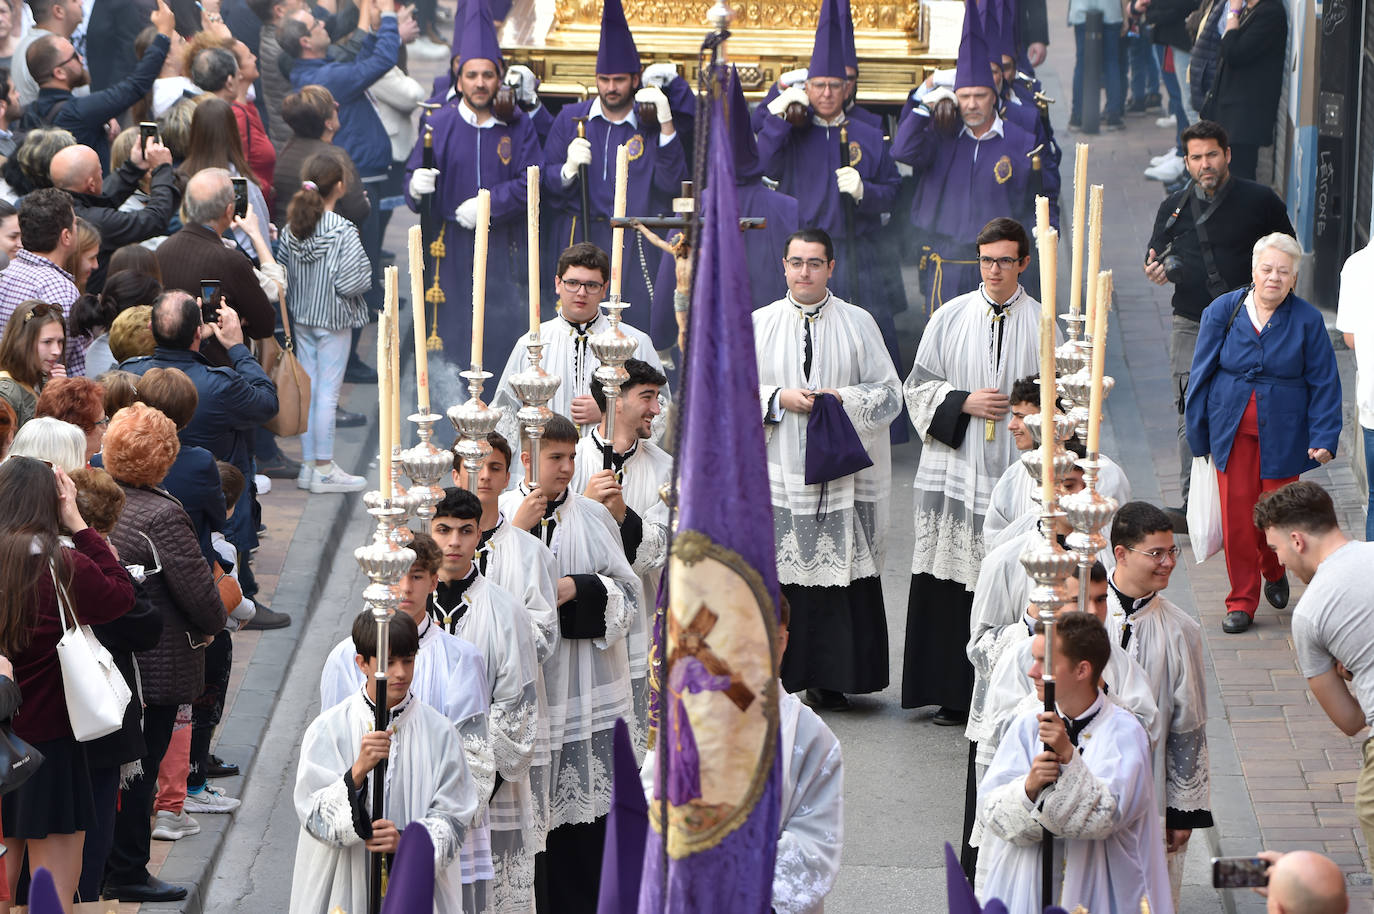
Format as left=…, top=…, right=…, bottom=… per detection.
left=507, top=336, right=562, bottom=488
left=1060, top=455, right=1120, bottom=614
left=1020, top=411, right=1078, bottom=504
left=402, top=409, right=451, bottom=529
left=589, top=296, right=638, bottom=469
left=447, top=369, right=504, bottom=491
left=1056, top=310, right=1089, bottom=378
left=1058, top=367, right=1115, bottom=444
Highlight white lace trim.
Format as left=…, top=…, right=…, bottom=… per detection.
left=909, top=504, right=984, bottom=589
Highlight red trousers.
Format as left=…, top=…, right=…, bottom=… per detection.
left=1217, top=395, right=1296, bottom=616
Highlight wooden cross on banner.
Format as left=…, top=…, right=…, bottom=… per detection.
left=668, top=604, right=756, bottom=712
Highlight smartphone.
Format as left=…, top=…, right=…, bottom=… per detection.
left=231, top=176, right=248, bottom=219
left=199, top=279, right=221, bottom=324
left=1211, top=856, right=1270, bottom=888
left=139, top=121, right=158, bottom=156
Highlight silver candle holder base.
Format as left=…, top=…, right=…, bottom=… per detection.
left=1060, top=455, right=1119, bottom=613
left=508, top=336, right=561, bottom=488
left=402, top=410, right=451, bottom=529
left=1021, top=411, right=1079, bottom=504
left=590, top=296, right=638, bottom=449
left=448, top=369, right=503, bottom=491
left=1058, top=368, right=1115, bottom=444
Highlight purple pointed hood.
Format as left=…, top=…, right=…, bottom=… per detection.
left=454, top=0, right=503, bottom=70
left=985, top=0, right=1017, bottom=68
left=955, top=0, right=996, bottom=89
left=838, top=0, right=858, bottom=70
left=728, top=66, right=762, bottom=181
left=596, top=0, right=641, bottom=75
left=809, top=0, right=847, bottom=79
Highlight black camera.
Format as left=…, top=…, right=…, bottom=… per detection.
left=1158, top=242, right=1185, bottom=284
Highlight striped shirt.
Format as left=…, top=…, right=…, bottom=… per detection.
left=280, top=211, right=372, bottom=332
left=0, top=250, right=84, bottom=376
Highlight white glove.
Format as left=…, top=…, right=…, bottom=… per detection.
left=455, top=196, right=479, bottom=230
left=779, top=67, right=809, bottom=88
left=503, top=64, right=539, bottom=107
left=634, top=85, right=671, bottom=117
left=767, top=84, right=810, bottom=117
left=924, top=86, right=957, bottom=110
left=409, top=167, right=439, bottom=197
left=642, top=62, right=678, bottom=89
left=836, top=166, right=863, bottom=201
left=560, top=136, right=593, bottom=185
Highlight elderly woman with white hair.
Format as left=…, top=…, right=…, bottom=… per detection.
left=1186, top=232, right=1343, bottom=634
left=8, top=416, right=88, bottom=472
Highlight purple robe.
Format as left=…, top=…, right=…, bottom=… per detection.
left=1000, top=94, right=1061, bottom=223
left=665, top=656, right=733, bottom=807
left=892, top=111, right=1040, bottom=308
left=541, top=80, right=695, bottom=334
left=750, top=81, right=883, bottom=133
left=404, top=102, right=542, bottom=371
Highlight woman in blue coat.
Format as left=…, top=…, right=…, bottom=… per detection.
left=1186, top=232, right=1341, bottom=633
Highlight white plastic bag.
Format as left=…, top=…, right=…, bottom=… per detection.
left=1187, top=456, right=1223, bottom=564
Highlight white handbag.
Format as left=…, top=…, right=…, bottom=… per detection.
left=51, top=561, right=132, bottom=742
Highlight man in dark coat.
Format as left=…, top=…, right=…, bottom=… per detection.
left=1198, top=0, right=1287, bottom=179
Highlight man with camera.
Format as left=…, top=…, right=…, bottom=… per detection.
left=1144, top=120, right=1292, bottom=520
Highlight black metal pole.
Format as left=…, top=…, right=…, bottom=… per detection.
left=1081, top=10, right=1104, bottom=135
left=1041, top=624, right=1056, bottom=911
left=838, top=125, right=860, bottom=303
left=418, top=121, right=436, bottom=338
left=370, top=667, right=387, bottom=914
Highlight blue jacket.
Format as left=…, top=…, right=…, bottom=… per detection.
left=289, top=15, right=399, bottom=177
left=1185, top=288, right=1342, bottom=478
left=119, top=344, right=278, bottom=477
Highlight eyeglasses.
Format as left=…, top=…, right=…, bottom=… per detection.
left=808, top=79, right=845, bottom=93
left=784, top=257, right=830, bottom=271
left=559, top=278, right=604, bottom=294
left=40, top=49, right=80, bottom=81
left=1125, top=544, right=1181, bottom=563
left=979, top=256, right=1022, bottom=269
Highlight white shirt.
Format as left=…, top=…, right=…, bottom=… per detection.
left=1336, top=243, right=1374, bottom=429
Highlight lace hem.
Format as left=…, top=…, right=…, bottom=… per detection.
left=908, top=504, right=983, bottom=589
left=1165, top=726, right=1210, bottom=813
left=492, top=699, right=540, bottom=780
left=773, top=835, right=838, bottom=914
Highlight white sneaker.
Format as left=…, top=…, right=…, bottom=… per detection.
left=1144, top=156, right=1187, bottom=182
left=296, top=463, right=312, bottom=490
left=151, top=809, right=201, bottom=840
left=409, top=35, right=450, bottom=60
left=255, top=473, right=272, bottom=495
left=309, top=462, right=368, bottom=494
left=183, top=783, right=241, bottom=814
left=1155, top=115, right=1177, bottom=128
left=1149, top=148, right=1179, bottom=167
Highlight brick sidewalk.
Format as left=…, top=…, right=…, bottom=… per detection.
left=1035, top=39, right=1374, bottom=907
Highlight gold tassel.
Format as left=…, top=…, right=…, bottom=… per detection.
left=985, top=418, right=996, bottom=441
left=1140, top=895, right=1151, bottom=914
left=425, top=225, right=446, bottom=351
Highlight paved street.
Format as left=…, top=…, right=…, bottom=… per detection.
left=112, top=20, right=1374, bottom=914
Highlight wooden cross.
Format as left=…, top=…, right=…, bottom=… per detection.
left=668, top=604, right=755, bottom=712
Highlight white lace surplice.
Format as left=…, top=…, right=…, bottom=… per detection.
left=978, top=698, right=1174, bottom=914
left=1103, top=588, right=1212, bottom=821
left=497, top=487, right=638, bottom=829
left=440, top=574, right=546, bottom=914
left=905, top=288, right=1057, bottom=589
left=319, top=622, right=495, bottom=886
left=289, top=692, right=477, bottom=914
left=753, top=294, right=902, bottom=589
left=571, top=431, right=673, bottom=747
left=638, top=688, right=843, bottom=914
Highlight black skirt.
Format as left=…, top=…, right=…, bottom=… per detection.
left=780, top=576, right=889, bottom=695
left=1, top=736, right=97, bottom=839
left=901, top=572, right=977, bottom=711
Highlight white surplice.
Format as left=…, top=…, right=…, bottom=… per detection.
left=983, top=455, right=1133, bottom=551
left=572, top=430, right=673, bottom=747
left=289, top=691, right=478, bottom=914
left=965, top=526, right=1114, bottom=744
left=637, top=688, right=844, bottom=914
left=434, top=573, right=545, bottom=914
left=905, top=286, right=1058, bottom=588
left=1102, top=584, right=1211, bottom=824
left=492, top=313, right=669, bottom=488
left=978, top=695, right=1174, bottom=914
left=753, top=293, right=902, bottom=588
left=498, top=486, right=638, bottom=828
left=320, top=619, right=496, bottom=892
